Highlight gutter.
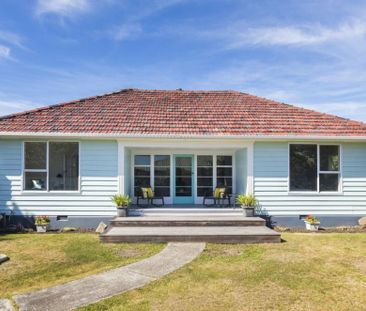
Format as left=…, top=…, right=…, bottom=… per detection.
left=1, top=132, right=366, bottom=141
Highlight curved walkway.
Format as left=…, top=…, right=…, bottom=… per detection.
left=14, top=242, right=205, bottom=311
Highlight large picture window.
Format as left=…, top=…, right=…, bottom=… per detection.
left=290, top=144, right=340, bottom=192
left=24, top=142, right=79, bottom=191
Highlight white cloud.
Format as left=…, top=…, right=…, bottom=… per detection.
left=0, top=30, right=25, bottom=49
left=112, top=23, right=143, bottom=41
left=0, top=45, right=11, bottom=59
left=35, top=0, right=91, bottom=17
left=226, top=20, right=366, bottom=48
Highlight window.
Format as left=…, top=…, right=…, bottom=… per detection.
left=49, top=142, right=79, bottom=190
left=134, top=155, right=151, bottom=196
left=154, top=155, right=170, bottom=197
left=289, top=144, right=340, bottom=192
left=197, top=155, right=213, bottom=196
left=216, top=155, right=232, bottom=194
left=24, top=142, right=79, bottom=191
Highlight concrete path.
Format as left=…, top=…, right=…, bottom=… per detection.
left=14, top=242, right=205, bottom=311
left=0, top=299, right=15, bottom=311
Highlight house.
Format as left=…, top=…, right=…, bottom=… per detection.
left=0, top=88, right=365, bottom=228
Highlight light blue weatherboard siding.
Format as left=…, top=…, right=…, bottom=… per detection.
left=0, top=140, right=119, bottom=216
left=235, top=148, right=247, bottom=194
left=254, top=142, right=366, bottom=215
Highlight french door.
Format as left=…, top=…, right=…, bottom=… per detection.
left=173, top=155, right=194, bottom=204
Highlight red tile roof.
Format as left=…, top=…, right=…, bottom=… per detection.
left=0, top=89, right=365, bottom=137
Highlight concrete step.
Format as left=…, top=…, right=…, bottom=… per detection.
left=100, top=226, right=281, bottom=244
left=132, top=208, right=244, bottom=217
left=110, top=216, right=265, bottom=227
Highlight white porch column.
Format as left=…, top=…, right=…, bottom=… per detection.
left=117, top=142, right=125, bottom=195
left=246, top=142, right=254, bottom=195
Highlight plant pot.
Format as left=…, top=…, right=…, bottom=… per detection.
left=36, top=224, right=50, bottom=233
left=304, top=221, right=320, bottom=231
left=117, top=208, right=128, bottom=217
left=242, top=207, right=255, bottom=217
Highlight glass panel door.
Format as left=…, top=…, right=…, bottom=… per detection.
left=174, top=155, right=194, bottom=204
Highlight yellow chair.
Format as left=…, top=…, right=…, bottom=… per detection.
left=137, top=186, right=165, bottom=207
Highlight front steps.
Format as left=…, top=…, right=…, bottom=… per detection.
left=101, top=211, right=281, bottom=244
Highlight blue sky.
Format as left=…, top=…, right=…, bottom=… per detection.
left=1, top=0, right=366, bottom=121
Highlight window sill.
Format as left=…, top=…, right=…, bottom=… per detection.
left=287, top=191, right=343, bottom=196
left=21, top=190, right=81, bottom=195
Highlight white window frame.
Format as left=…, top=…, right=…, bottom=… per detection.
left=288, top=143, right=342, bottom=194
left=22, top=141, right=80, bottom=193
left=133, top=155, right=152, bottom=196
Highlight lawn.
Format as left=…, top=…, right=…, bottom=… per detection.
left=0, top=233, right=164, bottom=299
left=79, top=233, right=366, bottom=311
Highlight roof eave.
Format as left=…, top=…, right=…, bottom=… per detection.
left=1, top=131, right=366, bottom=141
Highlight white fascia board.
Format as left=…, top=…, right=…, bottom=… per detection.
left=1, top=131, right=366, bottom=142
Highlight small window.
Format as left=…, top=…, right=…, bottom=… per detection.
left=290, top=144, right=340, bottom=192
left=24, top=142, right=47, bottom=191
left=319, top=145, right=340, bottom=192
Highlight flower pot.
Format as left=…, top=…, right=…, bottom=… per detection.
left=304, top=221, right=320, bottom=231
left=36, top=224, right=50, bottom=233
left=243, top=207, right=255, bottom=217
left=117, top=208, right=128, bottom=217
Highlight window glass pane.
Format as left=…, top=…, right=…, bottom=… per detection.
left=154, top=155, right=170, bottom=166
left=197, top=156, right=213, bottom=166
left=176, top=157, right=192, bottom=166
left=155, top=187, right=170, bottom=196
left=49, top=143, right=79, bottom=191
left=197, top=177, right=213, bottom=187
left=25, top=142, right=47, bottom=169
left=217, top=156, right=232, bottom=166
left=320, top=145, right=339, bottom=171
left=24, top=172, right=47, bottom=190
left=290, top=144, right=317, bottom=191
left=135, top=155, right=150, bottom=166
left=176, top=167, right=191, bottom=176
left=320, top=174, right=339, bottom=192
left=154, top=167, right=170, bottom=176
left=135, top=167, right=150, bottom=177
left=217, top=167, right=232, bottom=177
left=155, top=177, right=170, bottom=187
left=176, top=187, right=192, bottom=196
left=197, top=187, right=212, bottom=196
left=217, top=177, right=232, bottom=187
left=197, top=167, right=213, bottom=176
left=176, top=177, right=192, bottom=186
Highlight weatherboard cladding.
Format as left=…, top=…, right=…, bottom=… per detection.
left=1, top=89, right=366, bottom=136
left=0, top=140, right=119, bottom=216
left=253, top=142, right=366, bottom=215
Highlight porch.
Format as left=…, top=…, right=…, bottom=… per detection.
left=118, top=140, right=254, bottom=206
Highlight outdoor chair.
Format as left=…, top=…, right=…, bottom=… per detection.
left=203, top=187, right=231, bottom=207
left=137, top=186, right=165, bottom=207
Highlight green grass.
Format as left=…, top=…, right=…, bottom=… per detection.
left=0, top=233, right=164, bottom=298
left=79, top=233, right=366, bottom=311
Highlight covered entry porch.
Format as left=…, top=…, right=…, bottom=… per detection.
left=117, top=139, right=254, bottom=206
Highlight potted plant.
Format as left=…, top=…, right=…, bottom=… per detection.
left=35, top=215, right=50, bottom=233
left=304, top=215, right=320, bottom=231
left=236, top=194, right=257, bottom=217
left=111, top=194, right=132, bottom=217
